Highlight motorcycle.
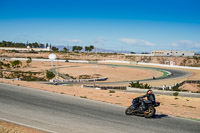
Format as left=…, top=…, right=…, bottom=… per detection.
left=125, top=97, right=160, bottom=118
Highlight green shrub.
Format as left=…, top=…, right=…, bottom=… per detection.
left=46, top=70, right=55, bottom=80
left=80, top=96, right=87, bottom=99
left=129, top=81, right=151, bottom=89
left=109, top=90, right=115, bottom=93
left=173, top=92, right=179, bottom=96
left=172, top=84, right=181, bottom=91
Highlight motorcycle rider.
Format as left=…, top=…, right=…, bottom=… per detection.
left=132, top=89, right=155, bottom=110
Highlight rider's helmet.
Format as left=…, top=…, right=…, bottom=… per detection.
left=147, top=89, right=153, bottom=94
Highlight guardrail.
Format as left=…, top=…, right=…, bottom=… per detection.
left=82, top=85, right=127, bottom=90
left=50, top=77, right=108, bottom=83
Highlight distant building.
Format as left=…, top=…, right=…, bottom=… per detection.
left=151, top=50, right=195, bottom=57
left=0, top=46, right=51, bottom=52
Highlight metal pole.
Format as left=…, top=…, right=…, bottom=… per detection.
left=51, top=60, right=53, bottom=66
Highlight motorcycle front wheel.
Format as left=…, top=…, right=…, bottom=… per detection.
left=125, top=106, right=134, bottom=115
left=144, top=106, right=155, bottom=118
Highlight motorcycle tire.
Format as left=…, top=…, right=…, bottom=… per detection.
left=144, top=106, right=155, bottom=118
left=125, top=106, right=134, bottom=115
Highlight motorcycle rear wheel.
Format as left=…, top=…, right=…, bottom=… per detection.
left=144, top=106, right=155, bottom=118
left=125, top=106, right=134, bottom=115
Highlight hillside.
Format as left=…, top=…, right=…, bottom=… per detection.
left=0, top=50, right=200, bottom=67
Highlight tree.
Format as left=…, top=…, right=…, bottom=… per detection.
left=10, top=60, right=22, bottom=68
left=85, top=46, right=90, bottom=52
left=63, top=47, right=69, bottom=52
left=72, top=46, right=77, bottom=52
left=26, top=57, right=32, bottom=66
left=46, top=70, right=55, bottom=80
left=3, top=63, right=10, bottom=68
left=52, top=46, right=59, bottom=52
left=0, top=61, right=3, bottom=69
left=77, top=46, right=83, bottom=52
left=141, top=52, right=149, bottom=54
left=85, top=45, right=94, bottom=52
left=89, top=45, right=94, bottom=51
left=28, top=43, right=33, bottom=48
left=39, top=43, right=45, bottom=48
left=46, top=43, right=49, bottom=48
left=72, top=46, right=82, bottom=53
left=32, top=42, right=39, bottom=48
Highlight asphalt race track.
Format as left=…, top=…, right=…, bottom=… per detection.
left=0, top=83, right=199, bottom=133
left=50, top=63, right=192, bottom=85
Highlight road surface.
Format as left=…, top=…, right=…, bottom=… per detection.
left=47, top=63, right=191, bottom=85
left=0, top=83, right=199, bottom=133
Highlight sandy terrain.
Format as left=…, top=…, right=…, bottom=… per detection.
left=7, top=61, right=162, bottom=82
left=58, top=63, right=162, bottom=82
left=1, top=51, right=200, bottom=66
left=180, top=83, right=200, bottom=92
left=0, top=120, right=44, bottom=133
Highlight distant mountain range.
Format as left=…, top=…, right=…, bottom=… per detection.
left=56, top=45, right=131, bottom=54
left=56, top=45, right=200, bottom=55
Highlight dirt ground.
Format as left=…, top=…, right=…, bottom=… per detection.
left=0, top=120, right=44, bottom=133
left=179, top=83, right=200, bottom=92
left=9, top=61, right=163, bottom=82
left=58, top=63, right=162, bottom=82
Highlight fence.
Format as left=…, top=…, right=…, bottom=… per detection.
left=82, top=85, right=127, bottom=90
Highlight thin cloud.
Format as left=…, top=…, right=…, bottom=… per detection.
left=120, top=38, right=155, bottom=46
left=171, top=40, right=200, bottom=48
left=56, top=39, right=83, bottom=44
left=66, top=39, right=83, bottom=43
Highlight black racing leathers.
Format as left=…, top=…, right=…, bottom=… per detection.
left=139, top=93, right=155, bottom=103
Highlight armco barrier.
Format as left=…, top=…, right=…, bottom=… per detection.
left=50, top=77, right=108, bottom=83
left=82, top=85, right=127, bottom=90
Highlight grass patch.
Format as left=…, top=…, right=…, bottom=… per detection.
left=173, top=92, right=179, bottom=96
left=109, top=90, right=115, bottom=93
left=197, top=84, right=200, bottom=88
left=80, top=96, right=87, bottom=99
left=189, top=118, right=200, bottom=122
left=183, top=105, right=196, bottom=108
left=63, top=84, right=73, bottom=86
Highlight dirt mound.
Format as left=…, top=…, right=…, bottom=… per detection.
left=179, top=83, right=200, bottom=92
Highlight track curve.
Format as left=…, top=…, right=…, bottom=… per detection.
left=51, top=63, right=192, bottom=85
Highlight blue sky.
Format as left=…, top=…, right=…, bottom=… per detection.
left=0, top=0, right=200, bottom=52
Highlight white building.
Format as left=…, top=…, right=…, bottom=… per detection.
left=151, top=50, right=195, bottom=57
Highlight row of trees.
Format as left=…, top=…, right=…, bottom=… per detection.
left=0, top=40, right=51, bottom=48
left=52, top=45, right=94, bottom=53
left=72, top=45, right=94, bottom=53
left=1, top=41, right=96, bottom=53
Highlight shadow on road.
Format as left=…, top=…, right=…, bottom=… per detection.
left=153, top=114, right=168, bottom=119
